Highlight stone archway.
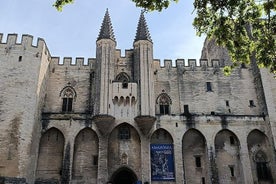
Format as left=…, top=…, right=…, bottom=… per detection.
left=72, top=128, right=99, bottom=184
left=182, top=129, right=208, bottom=184
left=111, top=167, right=138, bottom=184
left=36, top=128, right=64, bottom=183
left=215, top=129, right=243, bottom=183
left=108, top=123, right=141, bottom=179
left=247, top=129, right=274, bottom=183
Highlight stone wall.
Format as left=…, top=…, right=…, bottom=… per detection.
left=0, top=31, right=276, bottom=184
left=0, top=34, right=50, bottom=183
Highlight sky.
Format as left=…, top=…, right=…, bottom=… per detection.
left=0, top=0, right=205, bottom=63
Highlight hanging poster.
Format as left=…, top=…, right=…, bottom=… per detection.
left=150, top=144, right=175, bottom=181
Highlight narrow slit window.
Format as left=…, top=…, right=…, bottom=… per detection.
left=18, top=56, right=22, bottom=62
left=201, top=177, right=205, bottom=184
left=93, top=155, right=98, bottom=165
left=229, top=166, right=235, bottom=177
left=206, top=82, right=212, bottom=92
left=184, top=105, right=189, bottom=114
left=230, top=136, right=235, bottom=145
left=195, top=156, right=201, bottom=167
left=226, top=100, right=229, bottom=107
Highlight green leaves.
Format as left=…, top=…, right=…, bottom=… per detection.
left=52, top=0, right=178, bottom=12
left=52, top=0, right=276, bottom=75
left=53, top=0, right=74, bottom=11
left=193, top=0, right=276, bottom=75
left=131, top=0, right=178, bottom=11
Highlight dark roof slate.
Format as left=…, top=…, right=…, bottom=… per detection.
left=97, top=9, right=116, bottom=41
left=134, top=11, right=152, bottom=42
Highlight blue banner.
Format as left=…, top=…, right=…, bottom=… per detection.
left=150, top=144, right=175, bottom=181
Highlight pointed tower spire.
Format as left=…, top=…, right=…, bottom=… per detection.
left=134, top=10, right=152, bottom=42
left=97, top=9, right=116, bottom=41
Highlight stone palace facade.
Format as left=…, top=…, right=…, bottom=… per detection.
left=0, top=10, right=276, bottom=184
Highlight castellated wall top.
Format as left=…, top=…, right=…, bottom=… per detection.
left=153, top=58, right=224, bottom=70
left=0, top=33, right=224, bottom=71
left=51, top=57, right=97, bottom=69
left=0, top=33, right=48, bottom=53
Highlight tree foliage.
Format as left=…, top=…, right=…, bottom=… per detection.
left=193, top=0, right=276, bottom=75
left=54, top=0, right=276, bottom=75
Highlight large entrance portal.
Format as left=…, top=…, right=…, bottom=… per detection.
left=111, top=167, right=137, bottom=184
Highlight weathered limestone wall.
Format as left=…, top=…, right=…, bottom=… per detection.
left=153, top=59, right=262, bottom=116
left=0, top=30, right=275, bottom=184
left=0, top=34, right=50, bottom=183
left=44, top=57, right=95, bottom=113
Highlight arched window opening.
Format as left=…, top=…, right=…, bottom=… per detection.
left=255, top=151, right=272, bottom=181
left=115, top=72, right=130, bottom=82
left=131, top=96, right=136, bottom=106
left=115, top=72, right=130, bottom=89
left=18, top=56, right=22, bottom=62
left=119, top=96, right=124, bottom=105
left=60, top=87, right=76, bottom=112
left=157, top=93, right=172, bottom=115
left=113, top=96, right=119, bottom=104
left=125, top=96, right=130, bottom=105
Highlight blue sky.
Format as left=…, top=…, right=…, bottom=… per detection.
left=0, top=0, right=205, bottom=62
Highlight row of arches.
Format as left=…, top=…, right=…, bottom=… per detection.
left=113, top=96, right=136, bottom=106
left=35, top=125, right=275, bottom=184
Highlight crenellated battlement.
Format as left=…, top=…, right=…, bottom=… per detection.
left=51, top=57, right=96, bottom=69
left=115, top=49, right=134, bottom=59
left=153, top=58, right=224, bottom=71
left=0, top=33, right=47, bottom=51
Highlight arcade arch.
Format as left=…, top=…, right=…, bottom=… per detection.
left=110, top=167, right=138, bottom=184
left=108, top=123, right=141, bottom=180
left=36, top=128, right=64, bottom=182
left=215, top=129, right=243, bottom=183
left=182, top=129, right=208, bottom=184
left=247, top=129, right=274, bottom=183
left=72, top=128, right=99, bottom=184
left=150, top=129, right=175, bottom=182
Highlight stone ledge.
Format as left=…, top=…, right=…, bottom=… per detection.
left=0, top=177, right=27, bottom=184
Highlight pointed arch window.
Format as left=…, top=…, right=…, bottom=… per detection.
left=60, top=86, right=76, bottom=112
left=156, top=93, right=172, bottom=115
left=115, top=72, right=130, bottom=89
left=255, top=151, right=272, bottom=181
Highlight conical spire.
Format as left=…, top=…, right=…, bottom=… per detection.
left=134, top=11, right=152, bottom=42
left=97, top=9, right=116, bottom=41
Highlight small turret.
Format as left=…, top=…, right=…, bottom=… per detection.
left=97, top=9, right=116, bottom=41
left=134, top=11, right=152, bottom=43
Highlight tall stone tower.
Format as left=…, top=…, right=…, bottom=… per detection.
left=0, top=34, right=50, bottom=183
left=133, top=12, right=155, bottom=116
left=95, top=9, right=116, bottom=115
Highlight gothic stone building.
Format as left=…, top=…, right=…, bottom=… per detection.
left=0, top=10, right=276, bottom=184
